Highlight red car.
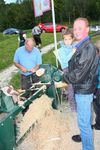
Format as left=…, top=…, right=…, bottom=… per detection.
left=38, top=22, right=67, bottom=33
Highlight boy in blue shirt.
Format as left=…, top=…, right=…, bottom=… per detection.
left=58, top=29, right=76, bottom=70
left=54, top=29, right=77, bottom=111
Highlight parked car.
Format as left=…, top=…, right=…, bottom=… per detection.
left=90, top=25, right=100, bottom=31
left=3, top=28, right=20, bottom=35
left=38, top=22, right=67, bottom=33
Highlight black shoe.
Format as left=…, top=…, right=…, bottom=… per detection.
left=92, top=124, right=100, bottom=130
left=72, top=134, right=81, bottom=142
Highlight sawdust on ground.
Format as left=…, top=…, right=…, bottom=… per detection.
left=16, top=94, right=100, bottom=150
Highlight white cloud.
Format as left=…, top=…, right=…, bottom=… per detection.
left=5, top=0, right=16, bottom=4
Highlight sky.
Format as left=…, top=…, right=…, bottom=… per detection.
left=5, top=0, right=16, bottom=3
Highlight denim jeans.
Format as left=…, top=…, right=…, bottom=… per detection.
left=75, top=94, right=94, bottom=150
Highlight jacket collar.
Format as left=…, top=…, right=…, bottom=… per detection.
left=75, top=36, right=90, bottom=49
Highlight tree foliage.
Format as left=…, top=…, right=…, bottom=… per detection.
left=0, top=0, right=100, bottom=31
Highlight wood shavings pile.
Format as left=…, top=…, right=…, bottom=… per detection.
left=17, top=94, right=53, bottom=140
left=16, top=95, right=100, bottom=150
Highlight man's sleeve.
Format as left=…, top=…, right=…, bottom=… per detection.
left=13, top=50, right=19, bottom=63
left=63, top=73, right=70, bottom=84
left=36, top=50, right=42, bottom=64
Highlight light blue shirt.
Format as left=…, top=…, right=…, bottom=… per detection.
left=58, top=42, right=74, bottom=69
left=14, top=46, right=42, bottom=76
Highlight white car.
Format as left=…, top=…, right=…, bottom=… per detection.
left=90, top=25, right=100, bottom=31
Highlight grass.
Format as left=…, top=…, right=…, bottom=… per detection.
left=10, top=72, right=21, bottom=89
left=0, top=30, right=100, bottom=89
left=0, top=31, right=61, bottom=89
left=0, top=31, right=62, bottom=71
left=0, top=34, right=17, bottom=70
left=10, top=50, right=60, bottom=89
left=10, top=34, right=100, bottom=89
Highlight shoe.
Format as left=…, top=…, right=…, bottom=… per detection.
left=92, top=124, right=100, bottom=130
left=72, top=134, right=81, bottom=142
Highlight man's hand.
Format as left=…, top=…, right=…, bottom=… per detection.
left=29, top=68, right=35, bottom=73
left=20, top=66, right=27, bottom=72
left=72, top=48, right=76, bottom=54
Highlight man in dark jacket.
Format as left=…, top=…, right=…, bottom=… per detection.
left=18, top=30, right=26, bottom=47
left=63, top=18, right=99, bottom=150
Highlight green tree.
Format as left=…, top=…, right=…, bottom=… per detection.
left=0, top=0, right=5, bottom=4
left=0, top=0, right=100, bottom=32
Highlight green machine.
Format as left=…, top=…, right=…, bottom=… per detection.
left=0, top=64, right=63, bottom=150
left=40, top=64, right=63, bottom=108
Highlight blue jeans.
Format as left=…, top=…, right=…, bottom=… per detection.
left=75, top=94, right=94, bottom=150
